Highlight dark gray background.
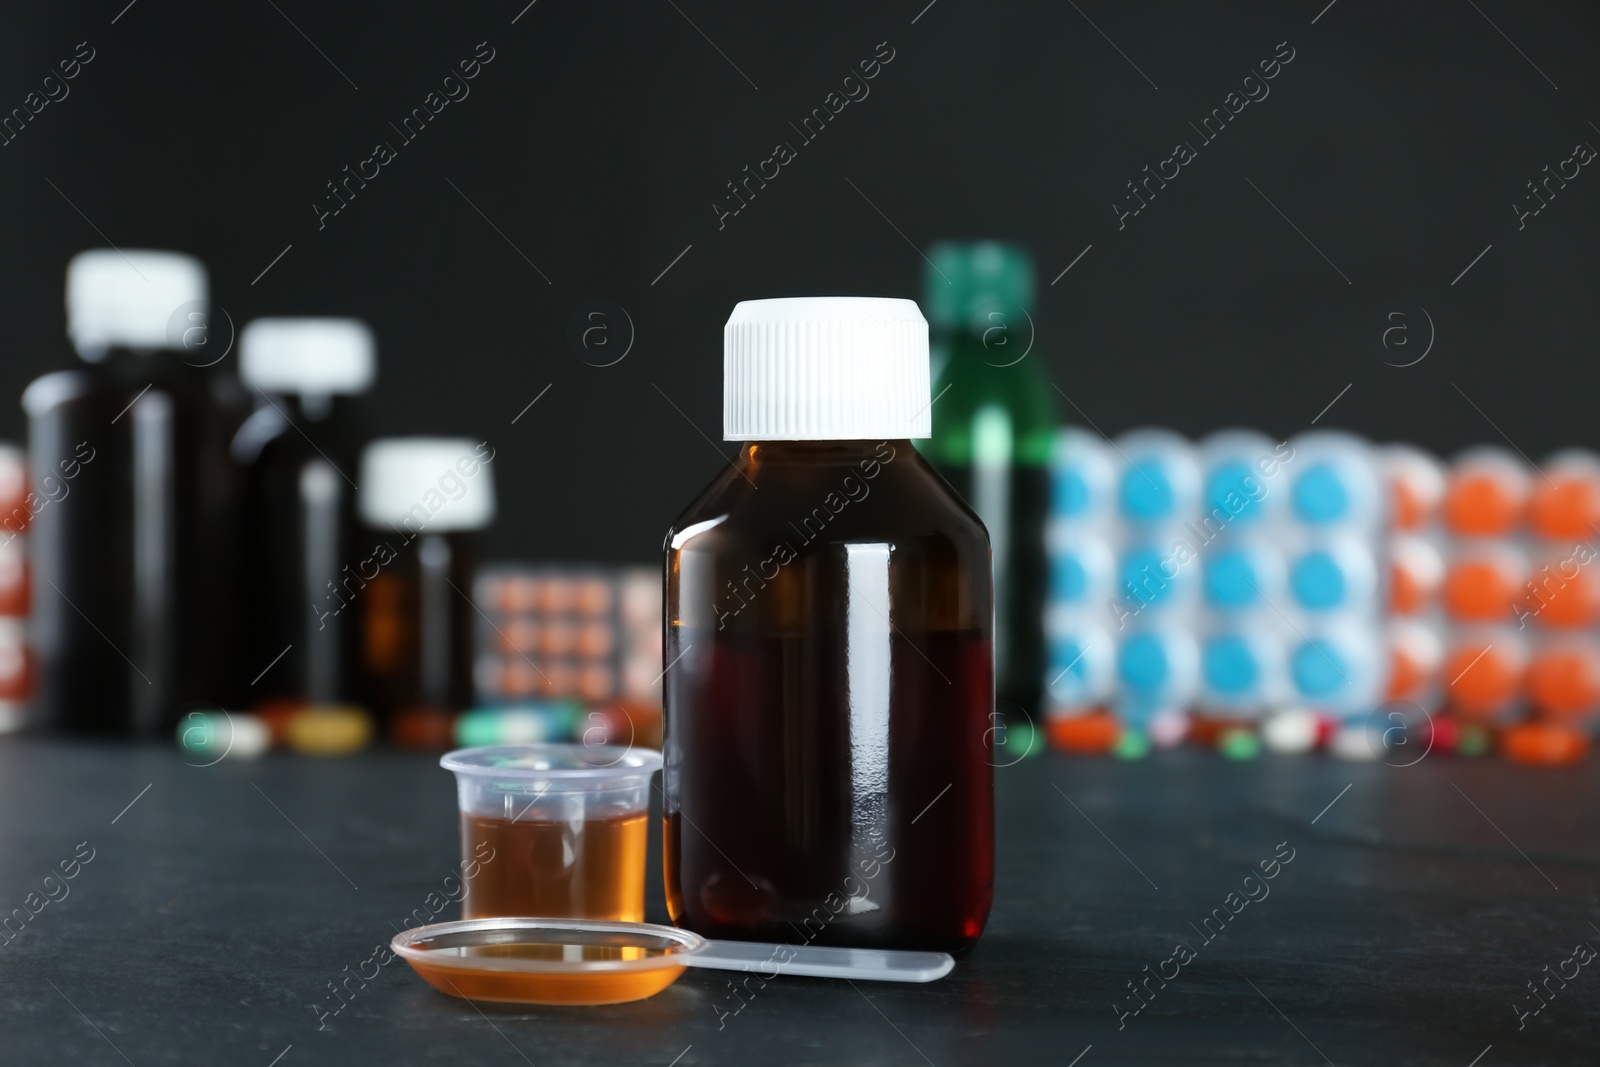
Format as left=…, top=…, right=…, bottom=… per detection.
left=0, top=0, right=1595, bottom=562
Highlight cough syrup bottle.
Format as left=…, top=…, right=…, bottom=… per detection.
left=358, top=438, right=495, bottom=725
left=233, top=319, right=374, bottom=709
left=921, top=242, right=1053, bottom=717
left=23, top=250, right=241, bottom=734
left=664, top=297, right=995, bottom=954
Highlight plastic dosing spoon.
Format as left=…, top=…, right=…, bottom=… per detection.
left=393, top=917, right=955, bottom=1006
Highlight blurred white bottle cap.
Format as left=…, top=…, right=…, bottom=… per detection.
left=360, top=437, right=496, bottom=532
left=67, top=249, right=207, bottom=356
left=240, top=317, right=375, bottom=395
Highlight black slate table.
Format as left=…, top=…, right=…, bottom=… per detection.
left=1, top=739, right=1595, bottom=1066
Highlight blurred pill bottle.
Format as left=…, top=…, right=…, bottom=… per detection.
left=23, top=250, right=242, bottom=734
left=359, top=438, right=494, bottom=725
left=232, top=318, right=374, bottom=710
left=920, top=243, right=1052, bottom=716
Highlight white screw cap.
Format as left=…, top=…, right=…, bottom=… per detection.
left=360, top=437, right=496, bottom=533
left=66, top=249, right=207, bottom=355
left=240, top=318, right=376, bottom=395
left=723, top=296, right=931, bottom=441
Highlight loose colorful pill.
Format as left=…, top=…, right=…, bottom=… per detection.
left=1147, top=708, right=1190, bottom=748
left=1456, top=722, right=1493, bottom=757
left=1260, top=708, right=1319, bottom=754
left=1329, top=723, right=1381, bottom=761
left=455, top=705, right=577, bottom=747
left=176, top=711, right=270, bottom=761
left=1427, top=714, right=1461, bottom=755
left=1501, top=722, right=1588, bottom=766
left=390, top=708, right=457, bottom=750
left=287, top=705, right=372, bottom=756
left=1113, top=727, right=1151, bottom=760
left=1044, top=709, right=1118, bottom=755
left=1218, top=727, right=1261, bottom=761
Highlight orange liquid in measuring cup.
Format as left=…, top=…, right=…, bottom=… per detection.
left=462, top=811, right=648, bottom=921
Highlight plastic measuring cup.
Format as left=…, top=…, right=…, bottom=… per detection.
left=392, top=917, right=955, bottom=1006
left=442, top=744, right=663, bottom=922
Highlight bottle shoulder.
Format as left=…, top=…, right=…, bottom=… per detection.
left=231, top=404, right=288, bottom=464
left=231, top=400, right=364, bottom=471
left=24, top=357, right=235, bottom=419
left=22, top=368, right=97, bottom=415
left=667, top=442, right=989, bottom=559
left=928, top=336, right=1058, bottom=463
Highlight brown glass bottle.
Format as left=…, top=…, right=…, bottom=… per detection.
left=233, top=319, right=375, bottom=709
left=664, top=435, right=995, bottom=954
left=358, top=438, right=496, bottom=725
left=235, top=395, right=367, bottom=708
left=23, top=250, right=242, bottom=735
left=361, top=530, right=478, bottom=718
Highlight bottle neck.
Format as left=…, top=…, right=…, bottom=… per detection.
left=740, top=440, right=910, bottom=466
left=251, top=391, right=362, bottom=423
left=78, top=345, right=212, bottom=389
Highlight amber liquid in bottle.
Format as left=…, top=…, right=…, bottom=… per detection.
left=664, top=440, right=995, bottom=954
left=461, top=810, right=648, bottom=921
left=362, top=530, right=477, bottom=722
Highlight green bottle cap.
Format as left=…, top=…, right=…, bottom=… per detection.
left=923, top=241, right=1036, bottom=330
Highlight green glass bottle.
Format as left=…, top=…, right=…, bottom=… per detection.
left=920, top=242, right=1055, bottom=719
